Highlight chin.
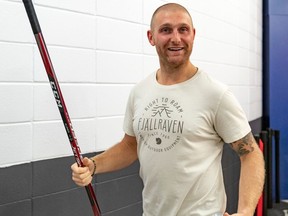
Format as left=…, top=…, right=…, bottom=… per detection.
left=167, top=58, right=187, bottom=66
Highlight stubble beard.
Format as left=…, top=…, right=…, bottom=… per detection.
left=160, top=49, right=192, bottom=70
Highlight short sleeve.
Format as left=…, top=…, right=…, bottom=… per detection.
left=214, top=90, right=251, bottom=143
left=123, top=88, right=136, bottom=137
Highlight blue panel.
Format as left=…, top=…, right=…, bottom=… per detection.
left=269, top=0, right=288, bottom=15
left=269, top=14, right=288, bottom=199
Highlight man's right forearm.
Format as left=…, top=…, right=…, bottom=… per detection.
left=92, top=134, right=138, bottom=174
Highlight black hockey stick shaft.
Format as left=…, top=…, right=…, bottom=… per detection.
left=22, top=1, right=101, bottom=215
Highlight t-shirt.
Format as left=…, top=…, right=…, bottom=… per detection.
left=123, top=69, right=251, bottom=216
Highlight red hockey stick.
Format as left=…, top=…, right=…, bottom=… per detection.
left=22, top=0, right=101, bottom=215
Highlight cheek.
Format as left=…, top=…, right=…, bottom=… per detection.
left=156, top=39, right=169, bottom=49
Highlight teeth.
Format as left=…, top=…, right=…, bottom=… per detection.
left=168, top=47, right=183, bottom=51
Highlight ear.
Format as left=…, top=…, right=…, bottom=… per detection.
left=190, top=28, right=196, bottom=43
left=147, top=30, right=155, bottom=46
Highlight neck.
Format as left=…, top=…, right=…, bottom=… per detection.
left=156, top=62, right=198, bottom=85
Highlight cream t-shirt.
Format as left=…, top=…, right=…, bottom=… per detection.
left=123, top=70, right=251, bottom=216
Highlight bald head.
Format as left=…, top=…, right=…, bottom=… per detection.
left=150, top=3, right=194, bottom=31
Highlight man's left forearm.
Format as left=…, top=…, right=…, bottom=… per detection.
left=230, top=132, right=265, bottom=215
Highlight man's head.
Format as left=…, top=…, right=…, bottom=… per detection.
left=150, top=3, right=194, bottom=32
left=147, top=3, right=196, bottom=68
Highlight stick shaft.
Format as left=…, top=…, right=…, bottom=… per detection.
left=23, top=0, right=101, bottom=215
left=35, top=34, right=101, bottom=216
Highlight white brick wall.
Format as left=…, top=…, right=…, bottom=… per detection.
left=0, top=0, right=263, bottom=167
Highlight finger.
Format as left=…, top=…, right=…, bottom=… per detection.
left=80, top=169, right=92, bottom=179
left=72, top=177, right=90, bottom=186
left=71, top=162, right=89, bottom=174
left=73, top=177, right=91, bottom=187
left=72, top=167, right=90, bottom=180
left=72, top=171, right=92, bottom=186
left=71, top=162, right=78, bottom=170
left=71, top=158, right=93, bottom=186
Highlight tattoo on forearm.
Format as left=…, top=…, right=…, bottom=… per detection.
left=230, top=132, right=255, bottom=157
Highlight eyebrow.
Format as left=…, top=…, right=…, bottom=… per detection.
left=158, top=23, right=190, bottom=29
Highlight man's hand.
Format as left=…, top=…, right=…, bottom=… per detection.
left=71, top=157, right=94, bottom=186
left=224, top=213, right=245, bottom=216
left=224, top=213, right=253, bottom=216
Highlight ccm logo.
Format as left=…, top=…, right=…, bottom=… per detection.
left=50, top=81, right=63, bottom=108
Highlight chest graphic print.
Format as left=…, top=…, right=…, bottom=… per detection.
left=136, top=97, right=184, bottom=153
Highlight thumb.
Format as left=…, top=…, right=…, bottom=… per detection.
left=82, top=157, right=91, bottom=167
left=82, top=157, right=94, bottom=176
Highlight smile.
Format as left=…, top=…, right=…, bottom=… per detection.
left=168, top=47, right=184, bottom=51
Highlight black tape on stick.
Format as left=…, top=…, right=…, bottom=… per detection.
left=23, top=0, right=41, bottom=34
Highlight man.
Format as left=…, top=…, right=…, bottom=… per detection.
left=71, top=3, right=265, bottom=216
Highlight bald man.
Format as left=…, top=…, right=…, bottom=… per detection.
left=71, top=3, right=264, bottom=216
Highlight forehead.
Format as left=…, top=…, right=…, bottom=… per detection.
left=152, top=8, right=193, bottom=29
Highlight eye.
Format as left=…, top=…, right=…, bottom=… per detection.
left=179, top=26, right=189, bottom=33
left=160, top=27, right=172, bottom=34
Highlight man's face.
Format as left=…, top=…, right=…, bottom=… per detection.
left=147, top=9, right=195, bottom=68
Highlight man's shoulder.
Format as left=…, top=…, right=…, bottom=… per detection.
left=197, top=70, right=228, bottom=93
left=134, top=71, right=156, bottom=89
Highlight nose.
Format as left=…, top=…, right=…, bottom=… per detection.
left=171, top=30, right=181, bottom=44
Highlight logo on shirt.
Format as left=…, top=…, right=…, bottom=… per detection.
left=137, top=97, right=184, bottom=153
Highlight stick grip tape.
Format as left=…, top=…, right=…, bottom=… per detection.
left=23, top=0, right=41, bottom=34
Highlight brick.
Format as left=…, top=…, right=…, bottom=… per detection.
left=97, top=0, right=142, bottom=23
left=34, top=6, right=96, bottom=49
left=34, top=46, right=96, bottom=83
left=0, top=43, right=33, bottom=82
left=96, top=51, right=142, bottom=83
left=0, top=1, right=33, bottom=43
left=0, top=124, right=32, bottom=167
left=33, top=84, right=97, bottom=121
left=96, top=17, right=142, bottom=53
left=35, top=0, right=96, bottom=14
left=96, top=117, right=124, bottom=151
left=0, top=84, right=33, bottom=123
left=96, top=85, right=132, bottom=117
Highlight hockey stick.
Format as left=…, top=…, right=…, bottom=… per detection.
left=22, top=0, right=101, bottom=215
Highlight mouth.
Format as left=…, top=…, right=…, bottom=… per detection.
left=168, top=47, right=184, bottom=51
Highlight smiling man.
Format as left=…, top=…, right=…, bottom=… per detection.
left=147, top=4, right=197, bottom=85
left=71, top=3, right=265, bottom=216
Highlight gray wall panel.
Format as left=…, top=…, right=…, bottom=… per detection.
left=0, top=200, right=32, bottom=216
left=32, top=188, right=92, bottom=216
left=0, top=163, right=32, bottom=205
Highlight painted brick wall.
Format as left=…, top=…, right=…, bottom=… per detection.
left=0, top=0, right=263, bottom=215
left=0, top=0, right=263, bottom=167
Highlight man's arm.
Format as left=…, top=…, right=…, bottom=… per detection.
left=71, top=133, right=138, bottom=186
left=226, top=132, right=265, bottom=216
left=93, top=133, right=138, bottom=174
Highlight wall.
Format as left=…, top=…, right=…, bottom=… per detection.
left=0, top=0, right=263, bottom=215
left=264, top=0, right=288, bottom=199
